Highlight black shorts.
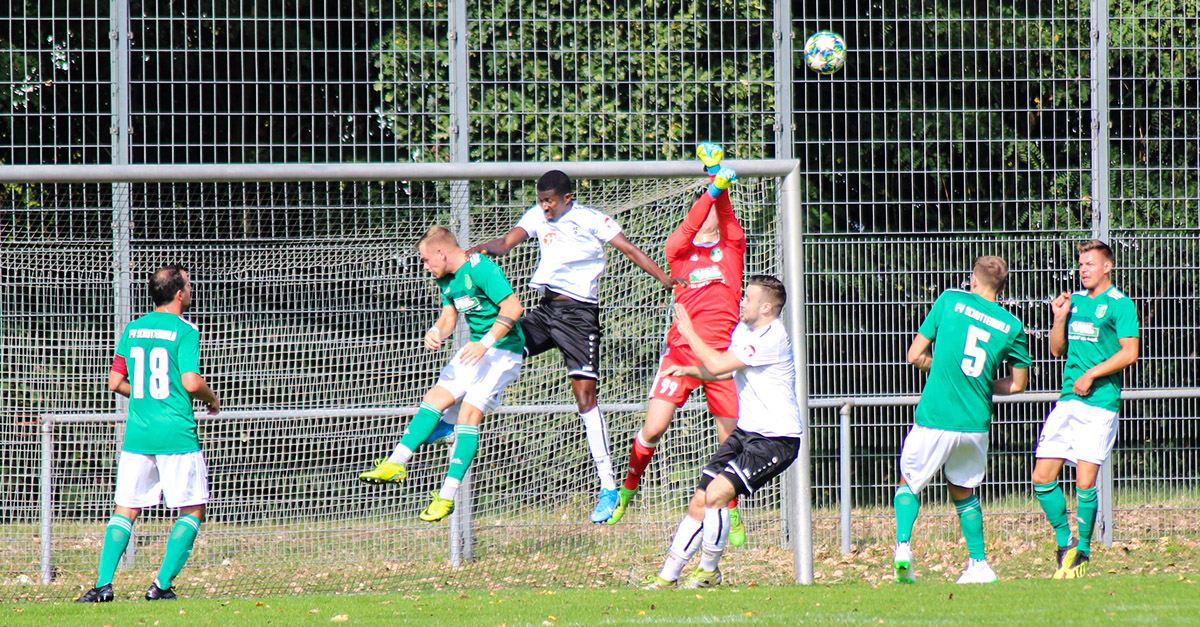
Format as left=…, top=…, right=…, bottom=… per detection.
left=698, top=428, right=800, bottom=496
left=521, top=295, right=601, bottom=380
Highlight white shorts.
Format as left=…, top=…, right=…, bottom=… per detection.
left=114, top=450, right=209, bottom=509
left=899, top=425, right=988, bottom=494
left=1035, top=398, right=1118, bottom=465
left=434, top=346, right=522, bottom=413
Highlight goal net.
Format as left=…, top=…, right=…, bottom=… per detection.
left=0, top=164, right=798, bottom=599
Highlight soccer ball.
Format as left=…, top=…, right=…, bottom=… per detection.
left=804, top=31, right=847, bottom=75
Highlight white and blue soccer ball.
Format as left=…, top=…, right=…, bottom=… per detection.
left=804, top=30, right=847, bottom=75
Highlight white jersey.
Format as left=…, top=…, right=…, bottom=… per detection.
left=515, top=202, right=623, bottom=303
left=728, top=318, right=802, bottom=438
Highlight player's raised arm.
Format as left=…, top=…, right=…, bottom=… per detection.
left=468, top=226, right=529, bottom=257
left=1048, top=291, right=1071, bottom=357
left=608, top=233, right=677, bottom=289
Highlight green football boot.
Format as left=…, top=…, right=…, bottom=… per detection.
left=606, top=486, right=639, bottom=525
left=419, top=492, right=455, bottom=522
left=727, top=506, right=746, bottom=547
left=358, top=459, right=407, bottom=484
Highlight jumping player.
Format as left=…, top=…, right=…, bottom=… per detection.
left=609, top=142, right=748, bottom=546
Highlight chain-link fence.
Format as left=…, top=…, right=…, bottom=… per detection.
left=2, top=0, right=1197, bottom=597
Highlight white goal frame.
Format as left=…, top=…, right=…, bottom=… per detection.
left=3, top=160, right=812, bottom=586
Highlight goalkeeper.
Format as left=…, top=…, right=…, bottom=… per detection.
left=893, top=256, right=1030, bottom=584
left=358, top=226, right=524, bottom=523
left=609, top=143, right=749, bottom=546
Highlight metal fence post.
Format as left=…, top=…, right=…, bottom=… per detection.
left=39, top=418, right=54, bottom=584
left=1089, top=0, right=1114, bottom=547
left=447, top=0, right=473, bottom=567
left=839, top=403, right=852, bottom=554
left=110, top=0, right=135, bottom=567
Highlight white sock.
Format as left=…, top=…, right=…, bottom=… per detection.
left=580, top=406, right=616, bottom=491
left=438, top=477, right=461, bottom=501
left=661, top=515, right=703, bottom=581
left=636, top=429, right=659, bottom=449
left=668, top=514, right=704, bottom=558
left=387, top=443, right=414, bottom=464
left=698, top=507, right=729, bottom=571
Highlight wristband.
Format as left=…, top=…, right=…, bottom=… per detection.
left=480, top=333, right=497, bottom=348
left=428, top=326, right=440, bottom=338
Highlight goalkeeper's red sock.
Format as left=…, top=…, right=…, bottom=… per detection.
left=623, top=432, right=657, bottom=491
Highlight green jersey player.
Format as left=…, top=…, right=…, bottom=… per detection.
left=894, top=256, right=1031, bottom=584
left=1033, top=240, right=1139, bottom=579
left=76, top=265, right=220, bottom=603
left=358, top=226, right=525, bottom=523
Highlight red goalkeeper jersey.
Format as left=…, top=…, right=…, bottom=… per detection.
left=665, top=190, right=745, bottom=350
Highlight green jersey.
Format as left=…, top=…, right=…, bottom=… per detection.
left=914, top=290, right=1032, bottom=433
left=114, top=311, right=203, bottom=454
left=436, top=253, right=525, bottom=354
left=1059, top=285, right=1139, bottom=411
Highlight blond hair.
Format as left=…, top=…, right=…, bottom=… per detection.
left=973, top=255, right=1009, bottom=292
left=416, top=225, right=460, bottom=252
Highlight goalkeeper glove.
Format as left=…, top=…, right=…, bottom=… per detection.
left=696, top=142, right=724, bottom=175
left=707, top=167, right=737, bottom=198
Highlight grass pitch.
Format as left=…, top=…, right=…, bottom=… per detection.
left=4, top=574, right=1198, bottom=626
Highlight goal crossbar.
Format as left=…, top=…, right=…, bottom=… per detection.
left=0, top=160, right=800, bottom=184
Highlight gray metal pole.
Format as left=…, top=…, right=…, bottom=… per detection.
left=773, top=0, right=797, bottom=558
left=779, top=164, right=813, bottom=584
left=39, top=419, right=53, bottom=584
left=1089, top=0, right=1114, bottom=547
left=110, top=0, right=136, bottom=567
left=773, top=0, right=795, bottom=159
left=839, top=403, right=852, bottom=554
left=447, top=0, right=473, bottom=567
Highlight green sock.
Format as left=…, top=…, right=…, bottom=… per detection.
left=954, top=495, right=986, bottom=560
left=398, top=403, right=445, bottom=453
left=1076, top=486, right=1098, bottom=555
left=155, top=514, right=201, bottom=590
left=1034, top=481, right=1072, bottom=547
left=894, top=485, right=920, bottom=543
left=95, top=514, right=134, bottom=587
left=446, top=424, right=479, bottom=483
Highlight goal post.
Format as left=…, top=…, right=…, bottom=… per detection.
left=1, top=160, right=811, bottom=596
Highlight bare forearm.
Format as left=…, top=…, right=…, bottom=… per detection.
left=486, top=302, right=523, bottom=341
left=991, top=376, right=1018, bottom=395
left=1049, top=319, right=1068, bottom=357
left=478, top=237, right=513, bottom=256
left=686, top=334, right=724, bottom=374
left=909, top=354, right=932, bottom=372
left=188, top=379, right=218, bottom=406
